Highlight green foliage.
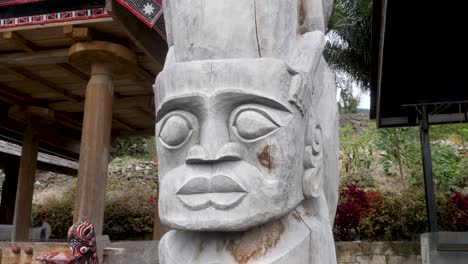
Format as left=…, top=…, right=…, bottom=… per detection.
left=34, top=188, right=155, bottom=240
left=335, top=186, right=468, bottom=241
left=326, top=0, right=372, bottom=89
left=431, top=144, right=467, bottom=192
left=339, top=124, right=375, bottom=178
left=439, top=192, right=468, bottom=232
left=359, top=188, right=427, bottom=241
left=103, top=189, right=155, bottom=241
left=374, top=126, right=467, bottom=192
left=32, top=190, right=75, bottom=239
left=374, top=127, right=421, bottom=189
left=431, top=123, right=468, bottom=144
left=337, top=76, right=360, bottom=114
left=110, top=136, right=156, bottom=160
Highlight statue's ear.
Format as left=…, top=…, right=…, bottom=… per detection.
left=287, top=31, right=325, bottom=112
left=303, top=125, right=323, bottom=198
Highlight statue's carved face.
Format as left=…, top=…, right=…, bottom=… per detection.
left=155, top=59, right=308, bottom=231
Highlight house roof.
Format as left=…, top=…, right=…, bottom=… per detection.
left=0, top=0, right=167, bottom=160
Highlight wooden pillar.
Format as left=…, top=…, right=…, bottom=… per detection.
left=73, top=63, right=114, bottom=235
left=13, top=126, right=39, bottom=241
left=0, top=161, right=19, bottom=224
left=7, top=106, right=54, bottom=241
left=70, top=41, right=136, bottom=235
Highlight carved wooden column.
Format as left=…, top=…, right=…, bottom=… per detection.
left=9, top=106, right=55, bottom=241
left=69, top=41, right=136, bottom=235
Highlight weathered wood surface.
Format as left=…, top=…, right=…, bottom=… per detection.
left=71, top=42, right=137, bottom=235
left=73, top=68, right=114, bottom=236
left=0, top=242, right=126, bottom=264
left=0, top=242, right=70, bottom=264
left=13, top=126, right=39, bottom=242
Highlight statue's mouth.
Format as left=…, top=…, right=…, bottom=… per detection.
left=176, top=175, right=247, bottom=210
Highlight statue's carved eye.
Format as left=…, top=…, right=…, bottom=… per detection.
left=159, top=114, right=192, bottom=147
left=233, top=110, right=279, bottom=140
left=79, top=246, right=89, bottom=254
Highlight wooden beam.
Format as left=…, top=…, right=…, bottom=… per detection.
left=0, top=49, right=68, bottom=67
left=0, top=134, right=79, bottom=166
left=64, top=26, right=97, bottom=42
left=9, top=67, right=82, bottom=101
left=48, top=95, right=154, bottom=112
left=135, top=66, right=156, bottom=85
left=63, top=25, right=74, bottom=35
left=112, top=128, right=154, bottom=138
left=54, top=112, right=83, bottom=131
left=113, top=117, right=136, bottom=131
left=134, top=106, right=155, bottom=119
left=134, top=66, right=156, bottom=93
left=106, top=0, right=166, bottom=70
left=0, top=83, right=31, bottom=104
left=0, top=17, right=113, bottom=33
left=48, top=101, right=84, bottom=112
left=0, top=113, right=81, bottom=157
left=56, top=63, right=90, bottom=82
left=2, top=31, right=38, bottom=52
left=0, top=82, right=83, bottom=134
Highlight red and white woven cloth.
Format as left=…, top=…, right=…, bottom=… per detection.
left=115, top=0, right=166, bottom=41
left=0, top=0, right=43, bottom=6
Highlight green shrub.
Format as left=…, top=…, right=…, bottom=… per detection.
left=439, top=192, right=468, bottom=232
left=33, top=190, right=75, bottom=239
left=34, top=188, right=156, bottom=240
left=339, top=124, right=375, bottom=176
left=103, top=188, right=155, bottom=240
left=359, top=188, right=427, bottom=241
left=110, top=136, right=156, bottom=159
left=334, top=186, right=467, bottom=241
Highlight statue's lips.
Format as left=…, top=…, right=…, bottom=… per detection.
left=176, top=175, right=247, bottom=210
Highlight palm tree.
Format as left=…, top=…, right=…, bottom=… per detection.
left=325, top=0, right=372, bottom=91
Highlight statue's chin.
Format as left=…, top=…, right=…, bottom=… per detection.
left=160, top=195, right=304, bottom=232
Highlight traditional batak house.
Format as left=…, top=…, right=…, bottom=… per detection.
left=0, top=0, right=167, bottom=248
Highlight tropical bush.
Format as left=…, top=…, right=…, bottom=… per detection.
left=110, top=136, right=156, bottom=160
left=103, top=188, right=156, bottom=240
left=334, top=184, right=468, bottom=241
left=33, top=188, right=156, bottom=241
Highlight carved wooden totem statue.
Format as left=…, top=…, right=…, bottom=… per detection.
left=154, top=0, right=338, bottom=263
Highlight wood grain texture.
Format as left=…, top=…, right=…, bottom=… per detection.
left=73, top=63, right=114, bottom=236
left=13, top=126, right=39, bottom=242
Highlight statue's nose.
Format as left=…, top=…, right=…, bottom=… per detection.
left=186, top=114, right=243, bottom=164
left=186, top=142, right=243, bottom=164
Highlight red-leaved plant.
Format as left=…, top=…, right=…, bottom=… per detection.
left=334, top=184, right=382, bottom=240
left=444, top=192, right=468, bottom=231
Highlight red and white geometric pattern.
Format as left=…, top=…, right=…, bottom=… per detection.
left=0, top=8, right=109, bottom=29
left=115, top=0, right=166, bottom=41
left=0, top=0, right=43, bottom=7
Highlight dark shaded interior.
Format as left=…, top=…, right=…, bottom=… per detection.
left=371, top=0, right=468, bottom=127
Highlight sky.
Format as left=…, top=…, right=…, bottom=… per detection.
left=335, top=71, right=370, bottom=110
left=356, top=89, right=370, bottom=109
